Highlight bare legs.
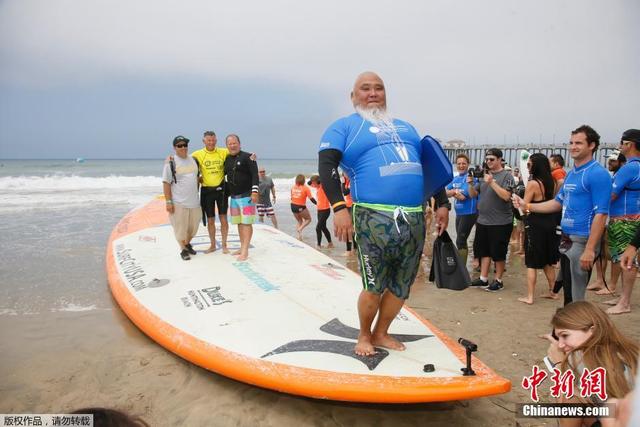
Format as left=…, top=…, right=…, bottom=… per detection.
left=235, top=224, right=253, bottom=261
left=606, top=266, right=635, bottom=314
left=294, top=209, right=311, bottom=240
left=355, top=290, right=406, bottom=356
left=205, top=215, right=230, bottom=254
left=520, top=265, right=558, bottom=304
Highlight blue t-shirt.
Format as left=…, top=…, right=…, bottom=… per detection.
left=555, top=159, right=612, bottom=236
left=446, top=172, right=478, bottom=215
left=610, top=157, right=640, bottom=217
left=319, top=113, right=423, bottom=206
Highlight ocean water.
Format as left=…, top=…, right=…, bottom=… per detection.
left=0, top=158, right=320, bottom=315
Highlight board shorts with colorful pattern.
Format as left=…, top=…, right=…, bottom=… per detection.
left=608, top=216, right=640, bottom=265
left=353, top=203, right=425, bottom=300
left=230, top=194, right=256, bottom=225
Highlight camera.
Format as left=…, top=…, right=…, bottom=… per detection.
left=469, top=163, right=488, bottom=179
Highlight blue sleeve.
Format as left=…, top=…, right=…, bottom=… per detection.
left=446, top=182, right=453, bottom=190
left=612, top=163, right=638, bottom=197
left=555, top=183, right=565, bottom=204
left=319, top=118, right=348, bottom=153
left=461, top=182, right=471, bottom=197
left=590, top=168, right=613, bottom=214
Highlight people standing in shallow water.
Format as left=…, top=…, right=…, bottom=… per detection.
left=309, top=175, right=334, bottom=248
left=517, top=153, right=560, bottom=304
left=542, top=301, right=637, bottom=427
left=290, top=174, right=316, bottom=240
left=317, top=71, right=450, bottom=357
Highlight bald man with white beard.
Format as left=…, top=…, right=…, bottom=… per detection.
left=318, top=72, right=450, bottom=357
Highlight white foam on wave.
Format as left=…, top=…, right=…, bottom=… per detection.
left=0, top=174, right=160, bottom=191
left=0, top=175, right=161, bottom=213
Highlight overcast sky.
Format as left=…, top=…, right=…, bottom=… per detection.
left=0, top=0, right=638, bottom=159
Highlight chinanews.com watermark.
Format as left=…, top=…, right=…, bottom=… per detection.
left=517, top=364, right=615, bottom=419
left=516, top=403, right=615, bottom=419
left=1, top=414, right=93, bottom=426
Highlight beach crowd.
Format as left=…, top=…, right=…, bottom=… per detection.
left=159, top=71, right=638, bottom=426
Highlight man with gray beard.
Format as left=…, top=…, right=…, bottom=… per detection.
left=318, top=72, right=450, bottom=357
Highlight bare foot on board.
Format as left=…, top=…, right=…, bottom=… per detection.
left=371, top=333, right=406, bottom=351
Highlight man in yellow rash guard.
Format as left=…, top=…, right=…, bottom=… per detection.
left=191, top=130, right=230, bottom=253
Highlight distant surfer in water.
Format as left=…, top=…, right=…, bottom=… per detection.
left=318, top=72, right=450, bottom=356
left=162, top=136, right=201, bottom=261
left=223, top=134, right=259, bottom=261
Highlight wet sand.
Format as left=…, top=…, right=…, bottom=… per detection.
left=1, top=219, right=638, bottom=427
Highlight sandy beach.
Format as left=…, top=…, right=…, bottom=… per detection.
left=1, top=207, right=638, bottom=427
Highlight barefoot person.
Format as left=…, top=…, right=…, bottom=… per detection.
left=192, top=131, right=231, bottom=254
left=162, top=136, right=201, bottom=261
left=223, top=134, right=259, bottom=261
left=517, top=153, right=560, bottom=304
left=513, top=125, right=612, bottom=305
left=604, top=129, right=640, bottom=314
left=290, top=174, right=316, bottom=240
left=318, top=71, right=450, bottom=356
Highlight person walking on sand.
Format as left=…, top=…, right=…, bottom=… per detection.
left=162, top=136, right=201, bottom=261
left=290, top=174, right=316, bottom=240
left=513, top=125, right=611, bottom=305
left=309, top=175, right=334, bottom=249
left=257, top=167, right=278, bottom=228
left=602, top=129, right=640, bottom=314
left=223, top=134, right=259, bottom=261
left=517, top=153, right=560, bottom=305
left=317, top=71, right=450, bottom=357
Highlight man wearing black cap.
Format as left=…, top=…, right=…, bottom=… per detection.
left=468, top=148, right=515, bottom=291
left=162, top=136, right=201, bottom=260
left=605, top=129, right=640, bottom=314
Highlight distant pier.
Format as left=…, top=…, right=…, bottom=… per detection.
left=442, top=140, right=619, bottom=168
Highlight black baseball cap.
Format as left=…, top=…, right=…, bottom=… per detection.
left=173, top=135, right=189, bottom=146
left=486, top=148, right=503, bottom=158
left=621, top=129, right=640, bottom=144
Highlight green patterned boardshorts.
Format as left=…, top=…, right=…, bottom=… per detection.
left=608, top=216, right=640, bottom=264
left=353, top=203, right=425, bottom=300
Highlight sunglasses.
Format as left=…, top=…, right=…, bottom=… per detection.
left=175, top=144, right=188, bottom=148
left=485, top=157, right=497, bottom=162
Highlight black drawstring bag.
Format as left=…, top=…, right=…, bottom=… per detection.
left=428, top=231, right=471, bottom=291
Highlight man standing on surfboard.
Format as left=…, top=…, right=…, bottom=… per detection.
left=192, top=131, right=231, bottom=254
left=318, top=72, right=450, bottom=357
left=224, top=134, right=259, bottom=261
left=162, top=136, right=201, bottom=261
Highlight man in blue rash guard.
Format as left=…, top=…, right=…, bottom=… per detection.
left=606, top=129, right=640, bottom=314
left=513, top=125, right=612, bottom=305
left=318, top=71, right=450, bottom=357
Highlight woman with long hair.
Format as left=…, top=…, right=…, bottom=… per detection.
left=290, top=174, right=316, bottom=240
left=544, top=301, right=637, bottom=426
left=518, top=153, right=560, bottom=304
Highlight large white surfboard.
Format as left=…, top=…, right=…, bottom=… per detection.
left=106, top=198, right=510, bottom=403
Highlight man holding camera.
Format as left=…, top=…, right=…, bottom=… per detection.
left=468, top=148, right=515, bottom=291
